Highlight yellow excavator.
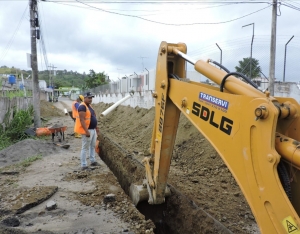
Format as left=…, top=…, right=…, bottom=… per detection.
left=130, top=41, right=300, bottom=233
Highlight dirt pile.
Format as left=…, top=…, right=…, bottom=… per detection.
left=0, top=139, right=63, bottom=168
left=40, top=100, right=65, bottom=118
left=0, top=105, right=156, bottom=234
left=0, top=98, right=259, bottom=233
left=93, top=102, right=259, bottom=233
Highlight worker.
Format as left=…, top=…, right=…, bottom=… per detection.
left=74, top=92, right=100, bottom=170
left=72, top=95, right=84, bottom=138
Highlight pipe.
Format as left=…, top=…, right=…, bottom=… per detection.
left=64, top=108, right=68, bottom=116
left=100, top=93, right=133, bottom=117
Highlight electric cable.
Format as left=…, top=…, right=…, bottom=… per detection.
left=0, top=5, right=28, bottom=64
left=41, top=1, right=239, bottom=14
left=282, top=2, right=300, bottom=11
left=73, top=0, right=271, bottom=26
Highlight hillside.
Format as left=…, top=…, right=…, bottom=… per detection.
left=0, top=66, right=87, bottom=88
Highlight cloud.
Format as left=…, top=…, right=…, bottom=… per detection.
left=1, top=1, right=300, bottom=82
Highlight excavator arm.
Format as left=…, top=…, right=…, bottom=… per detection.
left=130, top=41, right=300, bottom=234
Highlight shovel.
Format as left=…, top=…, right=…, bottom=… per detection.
left=53, top=142, right=70, bottom=149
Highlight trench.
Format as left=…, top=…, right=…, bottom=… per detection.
left=99, top=133, right=233, bottom=234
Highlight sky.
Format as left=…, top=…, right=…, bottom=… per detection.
left=0, top=0, right=300, bottom=82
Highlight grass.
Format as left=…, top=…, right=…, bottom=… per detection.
left=0, top=105, right=34, bottom=150
left=0, top=154, right=42, bottom=189
left=2, top=90, right=32, bottom=98
left=20, top=154, right=43, bottom=167
left=0, top=154, right=43, bottom=174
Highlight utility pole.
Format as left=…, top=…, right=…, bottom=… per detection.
left=117, top=68, right=122, bottom=79
left=138, top=56, right=148, bottom=72
left=48, top=64, right=57, bottom=103
left=29, top=0, right=41, bottom=127
left=48, top=64, right=57, bottom=87
left=269, top=0, right=277, bottom=96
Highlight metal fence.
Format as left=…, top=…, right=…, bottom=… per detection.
left=0, top=97, right=33, bottom=125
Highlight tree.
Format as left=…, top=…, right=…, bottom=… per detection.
left=85, top=69, right=108, bottom=88
left=235, top=57, right=261, bottom=79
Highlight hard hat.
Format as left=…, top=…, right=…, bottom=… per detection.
left=79, top=95, right=84, bottom=101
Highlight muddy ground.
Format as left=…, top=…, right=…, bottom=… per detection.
left=0, top=98, right=259, bottom=234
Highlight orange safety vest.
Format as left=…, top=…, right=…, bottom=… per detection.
left=74, top=102, right=94, bottom=134
left=72, top=101, right=78, bottom=118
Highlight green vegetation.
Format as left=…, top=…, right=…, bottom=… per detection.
left=235, top=57, right=261, bottom=79
left=20, top=154, right=43, bottom=167
left=0, top=66, right=111, bottom=90
left=0, top=66, right=91, bottom=89
left=85, top=69, right=109, bottom=88
left=0, top=106, right=34, bottom=150
left=4, top=90, right=32, bottom=98
left=0, top=154, right=43, bottom=177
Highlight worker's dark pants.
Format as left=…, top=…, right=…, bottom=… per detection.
left=68, top=111, right=76, bottom=122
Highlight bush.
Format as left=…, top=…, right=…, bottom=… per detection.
left=0, top=105, right=34, bottom=150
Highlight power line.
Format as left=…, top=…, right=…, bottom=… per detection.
left=41, top=1, right=240, bottom=17
left=0, top=5, right=28, bottom=64
left=7, top=0, right=272, bottom=2
left=38, top=5, right=50, bottom=72
left=73, top=0, right=271, bottom=26
left=282, top=2, right=300, bottom=11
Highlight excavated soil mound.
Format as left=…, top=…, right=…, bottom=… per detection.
left=92, top=102, right=259, bottom=234
left=40, top=100, right=65, bottom=118
left=0, top=139, right=62, bottom=168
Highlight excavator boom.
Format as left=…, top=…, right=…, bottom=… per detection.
left=130, top=42, right=300, bottom=234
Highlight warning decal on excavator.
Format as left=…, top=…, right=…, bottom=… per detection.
left=282, top=216, right=300, bottom=233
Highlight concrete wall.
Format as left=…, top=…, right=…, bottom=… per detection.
left=0, top=97, right=33, bottom=125
left=92, top=91, right=154, bottom=109
left=91, top=83, right=300, bottom=111
left=274, top=82, right=300, bottom=103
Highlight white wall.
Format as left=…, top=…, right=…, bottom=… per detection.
left=39, top=80, right=47, bottom=90
left=274, top=82, right=300, bottom=103
left=93, top=91, right=154, bottom=109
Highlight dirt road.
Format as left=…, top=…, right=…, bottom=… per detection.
left=0, top=99, right=155, bottom=234
left=0, top=97, right=260, bottom=233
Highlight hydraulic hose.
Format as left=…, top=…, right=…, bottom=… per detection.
left=278, top=161, right=292, bottom=201
left=208, top=59, right=259, bottom=92
left=209, top=59, right=230, bottom=73
left=169, top=74, right=180, bottom=80
left=220, top=72, right=259, bottom=92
